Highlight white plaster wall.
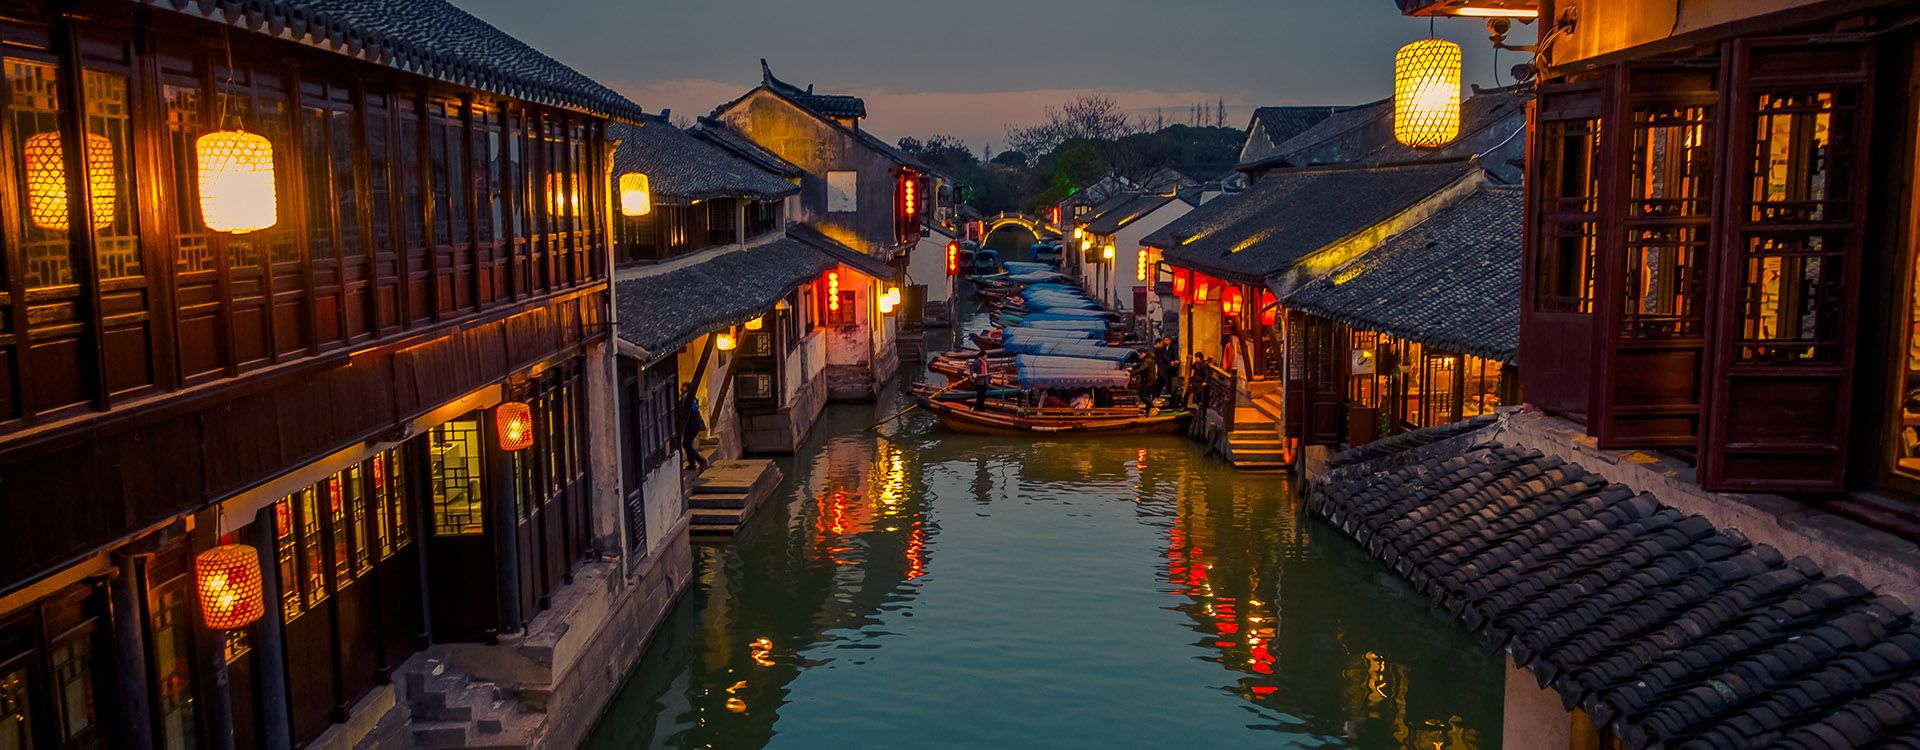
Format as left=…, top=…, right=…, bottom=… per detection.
left=640, top=458, right=686, bottom=560
left=1112, top=201, right=1194, bottom=311
left=909, top=232, right=954, bottom=304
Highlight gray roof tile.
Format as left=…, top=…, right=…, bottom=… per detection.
left=138, top=0, right=644, bottom=122
left=614, top=235, right=833, bottom=354
left=1313, top=419, right=1920, bottom=750
left=610, top=119, right=797, bottom=203
left=1280, top=186, right=1521, bottom=363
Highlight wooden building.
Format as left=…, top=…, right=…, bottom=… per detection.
left=706, top=61, right=922, bottom=402
left=0, top=1, right=690, bottom=748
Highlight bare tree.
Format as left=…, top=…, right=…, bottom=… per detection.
left=1216, top=98, right=1227, bottom=128
left=1004, top=95, right=1139, bottom=157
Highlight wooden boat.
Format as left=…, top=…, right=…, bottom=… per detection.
left=914, top=392, right=1191, bottom=436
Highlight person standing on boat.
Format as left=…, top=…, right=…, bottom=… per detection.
left=1189, top=353, right=1211, bottom=411
left=1135, top=353, right=1161, bottom=414
left=972, top=354, right=991, bottom=410
left=1154, top=337, right=1179, bottom=401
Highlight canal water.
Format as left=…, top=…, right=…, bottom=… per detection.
left=585, top=320, right=1505, bottom=749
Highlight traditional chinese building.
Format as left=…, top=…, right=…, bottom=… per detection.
left=1304, top=1, right=1920, bottom=747
left=704, top=61, right=920, bottom=402
left=0, top=1, right=695, bottom=748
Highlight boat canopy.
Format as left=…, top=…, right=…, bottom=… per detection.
left=1007, top=271, right=1068, bottom=284
left=1004, top=261, right=1057, bottom=273
left=1015, top=356, right=1133, bottom=389
left=1004, top=340, right=1139, bottom=361
left=1019, top=319, right=1109, bottom=332
left=1002, top=326, right=1103, bottom=342
left=1016, top=311, right=1117, bottom=324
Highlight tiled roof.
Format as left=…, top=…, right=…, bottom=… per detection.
left=1077, top=191, right=1140, bottom=230
left=1313, top=422, right=1920, bottom=750
left=1281, top=186, right=1521, bottom=363
left=614, top=235, right=834, bottom=354
left=1247, top=88, right=1529, bottom=183
left=1086, top=193, right=1177, bottom=236
left=759, top=60, right=867, bottom=119
left=137, top=0, right=644, bottom=122
left=1250, top=106, right=1339, bottom=146
left=1148, top=161, right=1476, bottom=283
left=788, top=224, right=901, bottom=281
left=690, top=119, right=805, bottom=178
left=609, top=119, right=798, bottom=203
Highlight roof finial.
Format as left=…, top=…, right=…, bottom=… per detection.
left=760, top=58, right=773, bottom=85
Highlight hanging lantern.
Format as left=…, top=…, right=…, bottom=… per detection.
left=744, top=316, right=764, bottom=331
left=1222, top=286, right=1244, bottom=318
left=195, top=544, right=265, bottom=630
left=1102, top=243, right=1116, bottom=262
left=946, top=241, right=960, bottom=276
left=1073, top=226, right=1084, bottom=240
left=1172, top=268, right=1189, bottom=298
left=885, top=286, right=902, bottom=306
left=196, top=130, right=278, bottom=234
left=1394, top=39, right=1463, bottom=148
left=715, top=331, right=738, bottom=351
left=1259, top=290, right=1278, bottom=327
left=1195, top=276, right=1211, bottom=304
left=618, top=172, right=651, bottom=217
left=879, top=294, right=896, bottom=315
left=827, top=271, right=841, bottom=313
left=495, top=400, right=534, bottom=451
left=25, top=131, right=115, bottom=232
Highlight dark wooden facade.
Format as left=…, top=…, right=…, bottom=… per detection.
left=1521, top=9, right=1920, bottom=503
left=0, top=2, right=623, bottom=747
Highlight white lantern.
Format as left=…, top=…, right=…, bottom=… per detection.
left=619, top=172, right=651, bottom=217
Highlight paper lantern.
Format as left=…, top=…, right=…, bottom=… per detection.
left=495, top=400, right=534, bottom=451
left=885, top=286, right=902, bottom=306
left=1394, top=39, right=1463, bottom=148
left=946, top=242, right=959, bottom=276
left=1259, top=290, right=1278, bottom=327
left=879, top=295, right=896, bottom=315
left=827, top=271, right=841, bottom=313
left=195, top=544, right=265, bottom=630
left=744, top=316, right=764, bottom=331
left=1172, top=268, right=1189, bottom=298
left=196, top=130, right=278, bottom=234
left=1073, top=226, right=1084, bottom=240
left=618, top=172, right=651, bottom=217
left=1195, top=276, right=1211, bottom=304
left=25, top=131, right=115, bottom=232
left=715, top=331, right=737, bottom=351
left=1222, top=287, right=1245, bottom=318
left=1102, top=244, right=1116, bottom=262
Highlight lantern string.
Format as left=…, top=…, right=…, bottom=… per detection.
left=219, top=25, right=241, bottom=132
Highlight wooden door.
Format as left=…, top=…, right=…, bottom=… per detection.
left=1590, top=65, right=1718, bottom=448
left=275, top=488, right=340, bottom=745
left=370, top=449, right=423, bottom=675
left=421, top=418, right=495, bottom=643
left=1702, top=38, right=1875, bottom=492
left=1283, top=310, right=1306, bottom=438
left=327, top=468, right=382, bottom=714
left=1304, top=317, right=1345, bottom=446
left=1521, top=79, right=1608, bottom=420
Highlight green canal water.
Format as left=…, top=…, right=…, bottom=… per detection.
left=585, top=323, right=1504, bottom=749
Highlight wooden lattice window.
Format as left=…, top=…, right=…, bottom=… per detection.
left=428, top=418, right=486, bottom=536
left=1621, top=104, right=1713, bottom=339
left=1733, top=91, right=1854, bottom=364
left=1536, top=116, right=1603, bottom=313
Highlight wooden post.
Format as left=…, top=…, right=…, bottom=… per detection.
left=249, top=506, right=293, bottom=750
left=485, top=407, right=524, bottom=637
left=108, top=554, right=156, bottom=750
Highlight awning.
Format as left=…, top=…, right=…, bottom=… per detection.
left=1015, top=355, right=1133, bottom=389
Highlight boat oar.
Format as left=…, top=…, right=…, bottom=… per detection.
left=867, top=380, right=961, bottom=431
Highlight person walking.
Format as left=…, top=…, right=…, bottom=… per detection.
left=1155, top=337, right=1179, bottom=400
left=1135, top=353, right=1161, bottom=413
left=681, top=383, right=708, bottom=474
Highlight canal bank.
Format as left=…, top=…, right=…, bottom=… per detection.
left=583, top=373, right=1506, bottom=747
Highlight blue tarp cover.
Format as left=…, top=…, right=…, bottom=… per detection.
left=1004, top=261, right=1057, bottom=273
left=1015, top=355, right=1132, bottom=389
left=1019, top=319, right=1109, bottom=332
left=1007, top=271, right=1069, bottom=284
left=1003, top=340, right=1139, bottom=361
left=1002, top=327, right=1102, bottom=342
left=1016, top=312, right=1116, bottom=324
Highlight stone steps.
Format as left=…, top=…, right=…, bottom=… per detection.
left=402, top=658, right=546, bottom=749
left=688, top=460, right=783, bottom=538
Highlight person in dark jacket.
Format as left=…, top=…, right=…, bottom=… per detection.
left=681, top=383, right=707, bottom=473
left=1135, top=354, right=1161, bottom=413
left=971, top=354, right=992, bottom=410
left=1154, top=337, right=1179, bottom=400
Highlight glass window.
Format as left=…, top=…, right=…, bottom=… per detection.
left=81, top=69, right=137, bottom=280
left=163, top=76, right=209, bottom=275
left=8, top=58, right=70, bottom=288
left=48, top=631, right=95, bottom=742
left=429, top=418, right=485, bottom=536
left=0, top=662, right=34, bottom=750
left=297, top=487, right=327, bottom=606
left=273, top=498, right=301, bottom=621
left=1536, top=117, right=1601, bottom=313
left=149, top=583, right=199, bottom=750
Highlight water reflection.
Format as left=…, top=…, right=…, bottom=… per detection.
left=585, top=319, right=1501, bottom=749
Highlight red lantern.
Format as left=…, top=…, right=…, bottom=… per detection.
left=1195, top=276, right=1211, bottom=304
left=195, top=544, right=265, bottom=630
left=495, top=400, right=534, bottom=451
left=1172, top=268, right=1189, bottom=298
left=1259, top=290, right=1278, bottom=327
left=946, top=241, right=959, bottom=277
left=1222, top=286, right=1244, bottom=318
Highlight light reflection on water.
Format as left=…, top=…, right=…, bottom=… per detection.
left=583, top=401, right=1501, bottom=749
left=584, top=307, right=1501, bottom=749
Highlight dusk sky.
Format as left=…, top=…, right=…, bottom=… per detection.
left=459, top=0, right=1534, bottom=151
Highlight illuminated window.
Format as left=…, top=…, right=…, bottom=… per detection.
left=1535, top=117, right=1602, bottom=313
left=429, top=418, right=486, bottom=536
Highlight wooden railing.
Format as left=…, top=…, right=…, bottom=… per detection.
left=1201, top=362, right=1237, bottom=432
